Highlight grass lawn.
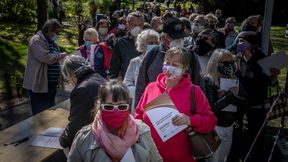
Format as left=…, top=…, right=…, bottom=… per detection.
left=0, top=22, right=78, bottom=91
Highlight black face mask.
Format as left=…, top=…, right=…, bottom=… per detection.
left=217, top=61, right=237, bottom=78
left=194, top=39, right=213, bottom=56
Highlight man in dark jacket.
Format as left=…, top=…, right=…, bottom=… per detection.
left=108, top=11, right=144, bottom=79
left=59, top=55, right=105, bottom=149
left=134, top=16, right=202, bottom=106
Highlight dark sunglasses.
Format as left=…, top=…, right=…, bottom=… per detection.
left=101, top=104, right=129, bottom=111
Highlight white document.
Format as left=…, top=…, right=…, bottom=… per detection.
left=30, top=127, right=65, bottom=149
left=120, top=147, right=135, bottom=162
left=257, top=50, right=288, bottom=76
left=220, top=78, right=238, bottom=91
left=90, top=44, right=97, bottom=68
left=146, top=106, right=187, bottom=142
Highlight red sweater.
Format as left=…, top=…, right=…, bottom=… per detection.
left=135, top=73, right=217, bottom=162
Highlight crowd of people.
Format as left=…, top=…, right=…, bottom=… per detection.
left=23, top=2, right=282, bottom=162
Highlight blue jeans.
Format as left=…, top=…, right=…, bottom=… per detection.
left=29, top=82, right=57, bottom=115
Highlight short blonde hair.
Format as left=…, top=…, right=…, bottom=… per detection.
left=83, top=28, right=98, bottom=41
left=206, top=49, right=235, bottom=86
left=136, top=29, right=160, bottom=53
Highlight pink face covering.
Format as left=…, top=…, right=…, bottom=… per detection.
left=101, top=110, right=130, bottom=129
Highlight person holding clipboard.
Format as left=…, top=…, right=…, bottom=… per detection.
left=135, top=47, right=217, bottom=162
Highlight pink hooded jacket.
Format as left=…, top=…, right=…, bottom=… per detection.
left=135, top=73, right=217, bottom=162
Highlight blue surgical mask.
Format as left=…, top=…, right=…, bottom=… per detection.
left=146, top=44, right=157, bottom=52
left=51, top=33, right=59, bottom=41
left=236, top=41, right=251, bottom=53
left=162, top=64, right=183, bottom=80
left=84, top=41, right=93, bottom=48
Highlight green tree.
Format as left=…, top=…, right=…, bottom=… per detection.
left=37, top=0, right=48, bottom=30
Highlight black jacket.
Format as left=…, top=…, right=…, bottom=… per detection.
left=108, top=35, right=140, bottom=79
left=59, top=71, right=105, bottom=148
left=203, top=77, right=248, bottom=127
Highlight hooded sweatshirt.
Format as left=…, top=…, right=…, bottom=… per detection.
left=135, top=73, right=217, bottom=162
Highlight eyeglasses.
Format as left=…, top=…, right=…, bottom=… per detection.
left=101, top=104, right=129, bottom=111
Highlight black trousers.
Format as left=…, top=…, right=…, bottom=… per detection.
left=29, top=82, right=58, bottom=115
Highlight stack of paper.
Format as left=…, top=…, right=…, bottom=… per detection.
left=30, top=127, right=65, bottom=149
left=257, top=50, right=288, bottom=76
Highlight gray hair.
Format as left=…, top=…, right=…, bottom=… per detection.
left=135, top=29, right=159, bottom=53
left=61, top=55, right=92, bottom=79
left=83, top=28, right=99, bottom=41
left=41, top=19, right=61, bottom=35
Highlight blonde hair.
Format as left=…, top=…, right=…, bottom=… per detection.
left=206, top=49, right=235, bottom=86
left=83, top=28, right=98, bottom=41
left=135, top=29, right=159, bottom=53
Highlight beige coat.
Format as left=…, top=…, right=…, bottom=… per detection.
left=67, top=120, right=163, bottom=162
left=23, top=31, right=60, bottom=93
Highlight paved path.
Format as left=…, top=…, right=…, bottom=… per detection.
left=0, top=85, right=73, bottom=131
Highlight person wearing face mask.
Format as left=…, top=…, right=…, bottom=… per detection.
left=96, top=19, right=109, bottom=42
left=190, top=15, right=210, bottom=46
left=93, top=34, right=116, bottom=78
left=59, top=55, right=105, bottom=150
left=135, top=16, right=203, bottom=107
left=203, top=49, right=248, bottom=162
left=235, top=31, right=280, bottom=161
left=192, top=29, right=218, bottom=78
left=218, top=17, right=238, bottom=48
left=109, top=11, right=144, bottom=79
left=67, top=80, right=163, bottom=162
left=228, top=15, right=273, bottom=56
left=75, top=28, right=99, bottom=67
left=23, top=19, right=67, bottom=115
left=135, top=47, right=217, bottom=162
left=123, top=29, right=160, bottom=115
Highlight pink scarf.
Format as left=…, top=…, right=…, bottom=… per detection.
left=92, top=113, right=140, bottom=161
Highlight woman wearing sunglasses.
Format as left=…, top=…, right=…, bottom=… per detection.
left=135, top=47, right=217, bottom=162
left=67, top=80, right=162, bottom=162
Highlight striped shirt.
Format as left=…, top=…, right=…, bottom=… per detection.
left=47, top=40, right=60, bottom=82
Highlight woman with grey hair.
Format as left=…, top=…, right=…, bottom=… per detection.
left=23, top=18, right=67, bottom=115
left=123, top=29, right=159, bottom=114
left=59, top=55, right=105, bottom=149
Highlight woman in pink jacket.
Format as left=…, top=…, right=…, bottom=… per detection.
left=135, top=47, right=217, bottom=162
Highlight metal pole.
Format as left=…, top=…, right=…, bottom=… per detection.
left=261, top=0, right=274, bottom=55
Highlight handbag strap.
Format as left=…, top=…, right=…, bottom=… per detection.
left=190, top=85, right=196, bottom=115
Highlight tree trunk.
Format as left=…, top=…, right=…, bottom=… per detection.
left=37, top=0, right=48, bottom=31
left=115, top=0, right=121, bottom=10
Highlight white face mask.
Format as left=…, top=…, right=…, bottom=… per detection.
left=170, top=39, right=184, bottom=48
left=130, top=26, right=142, bottom=37
left=157, top=24, right=163, bottom=31
left=98, top=27, right=108, bottom=35
left=118, top=24, right=126, bottom=30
